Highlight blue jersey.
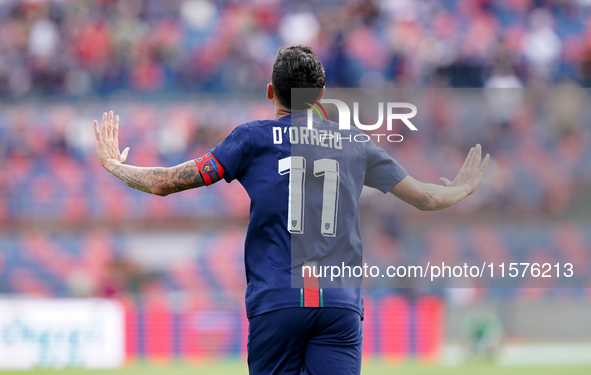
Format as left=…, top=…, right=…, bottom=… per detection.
left=211, top=114, right=408, bottom=318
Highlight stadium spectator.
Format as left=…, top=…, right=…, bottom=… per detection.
left=1, top=0, right=591, bottom=96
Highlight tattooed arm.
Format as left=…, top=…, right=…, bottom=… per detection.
left=109, top=162, right=204, bottom=196
left=93, top=111, right=205, bottom=196
left=389, top=144, right=490, bottom=211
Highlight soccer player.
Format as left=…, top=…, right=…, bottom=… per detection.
left=93, top=45, right=489, bottom=374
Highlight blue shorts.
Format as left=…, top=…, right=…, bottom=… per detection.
left=247, top=307, right=363, bottom=375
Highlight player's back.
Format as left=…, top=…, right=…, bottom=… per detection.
left=211, top=113, right=407, bottom=318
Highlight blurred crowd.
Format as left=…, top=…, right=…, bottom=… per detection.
left=1, top=92, right=589, bottom=298
left=1, top=89, right=590, bottom=224
left=1, top=0, right=591, bottom=301
left=2, top=0, right=591, bottom=97
left=0, top=223, right=589, bottom=298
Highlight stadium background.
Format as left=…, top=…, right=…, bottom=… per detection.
left=0, top=0, right=590, bottom=373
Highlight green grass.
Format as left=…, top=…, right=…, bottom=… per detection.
left=2, top=361, right=591, bottom=375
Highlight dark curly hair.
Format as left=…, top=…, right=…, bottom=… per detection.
left=271, top=45, right=326, bottom=110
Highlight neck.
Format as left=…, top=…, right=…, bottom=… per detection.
left=274, top=105, right=292, bottom=119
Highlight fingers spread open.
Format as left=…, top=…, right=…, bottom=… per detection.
left=93, top=120, right=101, bottom=141
left=476, top=144, right=482, bottom=167
left=101, top=112, right=108, bottom=142
left=114, top=115, right=120, bottom=147
left=107, top=111, right=114, bottom=142
left=479, top=153, right=491, bottom=172
left=468, top=145, right=479, bottom=168
left=121, top=147, right=130, bottom=164
left=101, top=112, right=107, bottom=133
left=462, top=147, right=474, bottom=170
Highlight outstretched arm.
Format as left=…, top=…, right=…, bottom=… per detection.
left=390, top=144, right=490, bottom=211
left=93, top=111, right=204, bottom=196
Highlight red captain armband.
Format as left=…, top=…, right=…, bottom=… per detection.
left=194, top=152, right=225, bottom=186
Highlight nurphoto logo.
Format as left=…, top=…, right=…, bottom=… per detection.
left=306, top=99, right=418, bottom=132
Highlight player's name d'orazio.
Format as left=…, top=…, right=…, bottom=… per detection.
left=272, top=126, right=406, bottom=148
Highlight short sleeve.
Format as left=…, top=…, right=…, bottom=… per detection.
left=364, top=142, right=408, bottom=193
left=210, top=123, right=251, bottom=182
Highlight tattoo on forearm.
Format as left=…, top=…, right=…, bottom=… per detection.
left=112, top=165, right=154, bottom=194
left=175, top=167, right=204, bottom=191
left=112, top=161, right=205, bottom=195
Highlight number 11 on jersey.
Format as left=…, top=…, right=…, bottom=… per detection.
left=278, top=157, right=340, bottom=237
left=278, top=156, right=306, bottom=234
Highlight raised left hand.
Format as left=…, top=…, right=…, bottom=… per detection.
left=93, top=111, right=130, bottom=171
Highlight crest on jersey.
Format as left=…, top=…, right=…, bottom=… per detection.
left=292, top=220, right=297, bottom=227
left=202, top=157, right=221, bottom=183
left=325, top=223, right=330, bottom=230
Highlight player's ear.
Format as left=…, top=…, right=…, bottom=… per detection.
left=267, top=83, right=274, bottom=100
left=317, top=87, right=325, bottom=101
